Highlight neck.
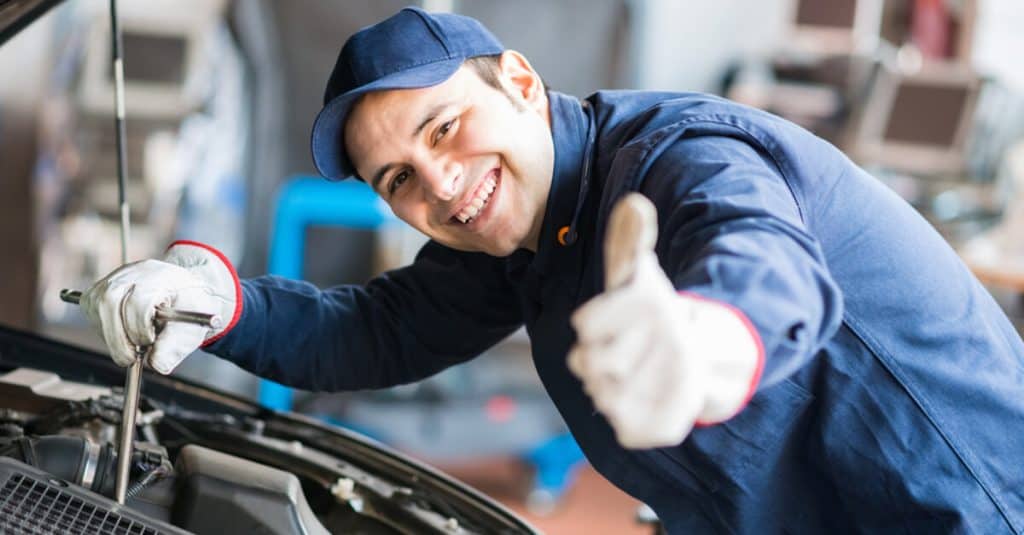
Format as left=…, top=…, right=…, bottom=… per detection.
left=523, top=157, right=555, bottom=253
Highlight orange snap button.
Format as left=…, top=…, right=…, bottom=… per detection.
left=557, top=226, right=571, bottom=246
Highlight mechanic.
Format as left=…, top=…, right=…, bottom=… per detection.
left=81, top=7, right=1024, bottom=533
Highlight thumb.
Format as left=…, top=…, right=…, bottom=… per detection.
left=147, top=320, right=206, bottom=374
left=605, top=193, right=658, bottom=290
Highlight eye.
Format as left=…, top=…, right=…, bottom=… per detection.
left=388, top=169, right=411, bottom=196
left=432, top=118, right=457, bottom=146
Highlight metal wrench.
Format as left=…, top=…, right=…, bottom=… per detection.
left=108, top=0, right=136, bottom=504
left=59, top=287, right=221, bottom=505
left=60, top=290, right=223, bottom=329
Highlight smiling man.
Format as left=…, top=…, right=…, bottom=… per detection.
left=81, top=7, right=1024, bottom=533
left=341, top=52, right=554, bottom=256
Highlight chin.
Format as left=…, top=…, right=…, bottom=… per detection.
left=438, top=227, right=525, bottom=257
left=456, top=242, right=512, bottom=257
left=479, top=233, right=524, bottom=257
left=483, top=244, right=517, bottom=257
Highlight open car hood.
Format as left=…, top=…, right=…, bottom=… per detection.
left=0, top=0, right=63, bottom=45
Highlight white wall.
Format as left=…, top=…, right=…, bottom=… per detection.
left=633, top=0, right=789, bottom=93
left=973, top=0, right=1024, bottom=91
left=0, top=13, right=55, bottom=109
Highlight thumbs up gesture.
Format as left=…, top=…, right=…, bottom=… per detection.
left=569, top=193, right=762, bottom=449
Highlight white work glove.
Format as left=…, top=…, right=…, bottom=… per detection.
left=568, top=194, right=762, bottom=449
left=80, top=241, right=241, bottom=374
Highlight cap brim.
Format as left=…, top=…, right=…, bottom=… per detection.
left=311, top=57, right=464, bottom=181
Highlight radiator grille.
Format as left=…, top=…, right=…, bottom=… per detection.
left=0, top=474, right=161, bottom=534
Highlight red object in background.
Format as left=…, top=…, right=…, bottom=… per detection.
left=912, top=0, right=953, bottom=58
left=485, top=395, right=517, bottom=423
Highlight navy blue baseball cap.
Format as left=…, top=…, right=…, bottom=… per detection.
left=311, top=7, right=505, bottom=181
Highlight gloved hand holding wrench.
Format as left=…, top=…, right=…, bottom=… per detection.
left=61, top=240, right=240, bottom=505
left=67, top=241, right=241, bottom=375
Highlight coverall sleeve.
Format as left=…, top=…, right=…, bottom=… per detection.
left=639, top=134, right=844, bottom=389
left=205, top=241, right=524, bottom=391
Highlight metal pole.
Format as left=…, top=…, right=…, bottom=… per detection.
left=109, top=0, right=139, bottom=505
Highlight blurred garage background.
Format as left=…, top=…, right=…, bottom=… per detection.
left=0, top=1, right=1022, bottom=533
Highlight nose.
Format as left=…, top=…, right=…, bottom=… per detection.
left=418, top=157, right=461, bottom=202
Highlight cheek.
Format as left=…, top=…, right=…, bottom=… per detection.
left=455, top=117, right=501, bottom=153
left=391, top=200, right=454, bottom=241
left=389, top=201, right=426, bottom=230
left=457, top=99, right=524, bottom=152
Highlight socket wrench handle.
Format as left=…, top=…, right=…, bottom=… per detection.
left=60, top=289, right=223, bottom=330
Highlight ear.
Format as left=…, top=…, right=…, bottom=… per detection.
left=498, top=50, right=546, bottom=111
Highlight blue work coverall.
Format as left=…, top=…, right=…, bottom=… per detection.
left=209, top=90, right=1024, bottom=533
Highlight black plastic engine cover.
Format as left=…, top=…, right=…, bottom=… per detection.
left=171, top=444, right=329, bottom=535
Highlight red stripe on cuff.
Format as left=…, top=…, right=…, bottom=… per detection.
left=167, top=240, right=244, bottom=346
left=677, top=291, right=765, bottom=427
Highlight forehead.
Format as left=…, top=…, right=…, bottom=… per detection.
left=347, top=66, right=478, bottom=133
left=343, top=66, right=480, bottom=172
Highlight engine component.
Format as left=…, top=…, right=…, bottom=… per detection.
left=0, top=456, right=188, bottom=534
left=0, top=368, right=110, bottom=413
left=0, top=435, right=117, bottom=495
left=0, top=435, right=173, bottom=499
left=172, top=444, right=330, bottom=534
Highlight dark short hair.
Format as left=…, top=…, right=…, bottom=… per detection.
left=464, top=54, right=505, bottom=90
left=464, top=54, right=548, bottom=99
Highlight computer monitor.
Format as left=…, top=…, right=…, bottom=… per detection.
left=787, top=0, right=884, bottom=56
left=796, top=0, right=858, bottom=29
left=850, top=61, right=981, bottom=176
left=75, top=0, right=225, bottom=118
left=117, top=32, right=188, bottom=86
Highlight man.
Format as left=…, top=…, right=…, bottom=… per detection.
left=82, top=7, right=1024, bottom=533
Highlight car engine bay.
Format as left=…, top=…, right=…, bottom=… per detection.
left=0, top=328, right=536, bottom=534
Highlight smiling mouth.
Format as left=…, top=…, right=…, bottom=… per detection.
left=452, top=169, right=499, bottom=224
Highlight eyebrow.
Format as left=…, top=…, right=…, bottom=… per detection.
left=412, top=101, right=455, bottom=139
left=369, top=100, right=457, bottom=193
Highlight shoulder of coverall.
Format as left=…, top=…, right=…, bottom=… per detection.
left=583, top=89, right=837, bottom=223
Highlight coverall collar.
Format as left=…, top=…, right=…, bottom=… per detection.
left=513, top=90, right=593, bottom=278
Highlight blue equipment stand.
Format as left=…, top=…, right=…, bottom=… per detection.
left=260, top=176, right=395, bottom=409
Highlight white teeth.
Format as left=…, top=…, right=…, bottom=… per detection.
left=455, top=176, right=497, bottom=224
